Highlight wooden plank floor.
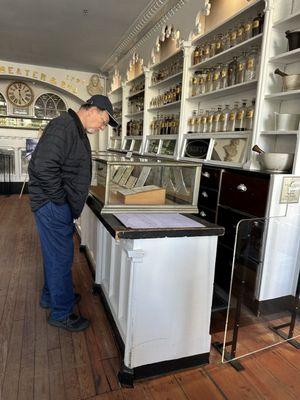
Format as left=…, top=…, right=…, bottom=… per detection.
left=0, top=195, right=300, bottom=400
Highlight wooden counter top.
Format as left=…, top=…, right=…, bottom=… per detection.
left=86, top=194, right=225, bottom=240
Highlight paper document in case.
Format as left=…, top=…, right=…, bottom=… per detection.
left=114, top=213, right=205, bottom=229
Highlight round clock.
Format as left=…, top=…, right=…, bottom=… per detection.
left=7, top=81, right=34, bottom=107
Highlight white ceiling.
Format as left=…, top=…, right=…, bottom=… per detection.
left=0, top=0, right=157, bottom=73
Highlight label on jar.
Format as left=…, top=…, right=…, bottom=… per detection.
left=207, top=115, right=213, bottom=123
left=229, top=112, right=236, bottom=121
left=213, top=73, right=219, bottom=81
left=236, top=111, right=244, bottom=120
left=220, top=114, right=226, bottom=122
left=216, top=42, right=221, bottom=49
left=237, top=28, right=243, bottom=37
left=221, top=70, right=227, bottom=78
left=231, top=31, right=237, bottom=40
left=201, top=116, right=207, bottom=124
left=253, top=20, right=259, bottom=28
left=244, top=22, right=251, bottom=32
left=246, top=110, right=254, bottom=119
left=247, top=59, right=254, bottom=69
left=213, top=114, right=220, bottom=122
left=238, top=63, right=244, bottom=71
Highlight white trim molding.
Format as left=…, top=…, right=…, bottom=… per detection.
left=101, top=0, right=189, bottom=73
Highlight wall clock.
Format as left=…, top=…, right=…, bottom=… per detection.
left=6, top=81, right=34, bottom=107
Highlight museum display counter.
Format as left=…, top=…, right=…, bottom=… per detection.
left=79, top=187, right=224, bottom=384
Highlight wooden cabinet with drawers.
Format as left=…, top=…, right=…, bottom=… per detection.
left=197, top=167, right=270, bottom=313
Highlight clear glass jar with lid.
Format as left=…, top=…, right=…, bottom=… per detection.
left=244, top=99, right=255, bottom=130
left=236, top=21, right=245, bottom=44
left=212, top=105, right=223, bottom=132
left=228, top=57, right=238, bottom=86
left=245, top=47, right=259, bottom=82
left=227, top=102, right=239, bottom=132
left=236, top=52, right=247, bottom=84
left=220, top=63, right=228, bottom=89
left=219, top=104, right=231, bottom=132
left=235, top=99, right=248, bottom=131
left=213, top=64, right=222, bottom=91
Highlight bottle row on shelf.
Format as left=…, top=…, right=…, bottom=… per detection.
left=126, top=119, right=143, bottom=136
left=192, top=11, right=264, bottom=65
left=129, top=80, right=145, bottom=96
left=187, top=99, right=255, bottom=133
left=149, top=83, right=182, bottom=108
left=190, top=47, right=259, bottom=96
left=128, top=95, right=144, bottom=114
left=149, top=114, right=180, bottom=136
left=151, top=53, right=183, bottom=85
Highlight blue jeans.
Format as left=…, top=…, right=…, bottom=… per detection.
left=34, top=202, right=75, bottom=320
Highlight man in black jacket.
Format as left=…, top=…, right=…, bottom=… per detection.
left=28, top=95, right=118, bottom=332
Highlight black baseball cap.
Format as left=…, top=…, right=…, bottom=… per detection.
left=83, top=95, right=118, bottom=127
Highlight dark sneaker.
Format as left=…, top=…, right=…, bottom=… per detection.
left=48, top=313, right=90, bottom=332
left=40, top=293, right=81, bottom=309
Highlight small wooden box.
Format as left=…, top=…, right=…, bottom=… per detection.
left=117, top=185, right=166, bottom=205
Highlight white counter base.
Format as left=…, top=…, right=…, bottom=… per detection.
left=80, top=204, right=219, bottom=377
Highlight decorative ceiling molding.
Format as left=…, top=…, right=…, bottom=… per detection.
left=101, top=0, right=189, bottom=73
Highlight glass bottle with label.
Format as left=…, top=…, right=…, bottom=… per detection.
left=205, top=68, right=214, bottom=92
left=258, top=12, right=265, bottom=34
left=243, top=19, right=252, bottom=41
left=236, top=52, right=247, bottom=84
left=197, top=109, right=205, bottom=132
left=213, top=64, right=222, bottom=91
left=223, top=30, right=231, bottom=51
left=220, top=63, right=228, bottom=89
left=191, top=73, right=197, bottom=97
left=235, top=99, right=248, bottom=131
left=230, top=27, right=238, bottom=47
left=207, top=109, right=215, bottom=133
left=210, top=37, right=217, bottom=58
left=193, top=46, right=200, bottom=65
left=215, top=34, right=223, bottom=54
left=204, top=42, right=210, bottom=60
left=219, top=104, right=231, bottom=132
left=252, top=14, right=260, bottom=36
left=188, top=110, right=197, bottom=133
left=212, top=105, right=223, bottom=132
left=245, top=47, right=258, bottom=82
left=237, top=21, right=245, bottom=44
left=227, top=102, right=239, bottom=132
left=245, top=99, right=255, bottom=130
left=228, top=56, right=238, bottom=86
left=202, top=110, right=209, bottom=133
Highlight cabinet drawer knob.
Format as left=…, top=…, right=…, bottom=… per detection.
left=237, top=184, right=247, bottom=192
left=200, top=211, right=206, bottom=217
left=202, top=172, right=210, bottom=178
left=201, top=191, right=208, bottom=198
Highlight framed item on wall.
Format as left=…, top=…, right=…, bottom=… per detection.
left=209, top=137, right=248, bottom=166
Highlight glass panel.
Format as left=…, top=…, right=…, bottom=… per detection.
left=147, top=139, right=159, bottom=154
left=222, top=207, right=300, bottom=364
left=184, top=138, right=210, bottom=159
left=133, top=140, right=142, bottom=152
left=90, top=157, right=200, bottom=212
left=161, top=140, right=176, bottom=156
left=124, top=140, right=132, bottom=150
left=0, top=149, right=15, bottom=175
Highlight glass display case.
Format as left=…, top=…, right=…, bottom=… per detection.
left=0, top=116, right=50, bottom=130
left=90, top=154, right=201, bottom=213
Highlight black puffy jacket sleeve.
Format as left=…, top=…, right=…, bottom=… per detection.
left=30, top=120, right=73, bottom=203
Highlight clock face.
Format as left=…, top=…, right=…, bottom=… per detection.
left=7, top=82, right=33, bottom=107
